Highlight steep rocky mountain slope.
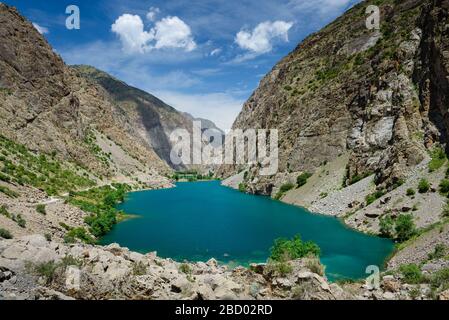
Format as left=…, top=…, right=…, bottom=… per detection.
left=220, top=0, right=449, bottom=265
left=73, top=65, right=223, bottom=171
left=220, top=0, right=447, bottom=189
left=0, top=4, right=173, bottom=182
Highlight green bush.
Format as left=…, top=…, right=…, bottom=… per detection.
left=36, top=204, right=46, bottom=215
left=0, top=228, right=12, bottom=239
left=270, top=234, right=320, bottom=262
left=439, top=179, right=449, bottom=194
left=406, top=188, right=416, bottom=197
left=429, top=147, right=447, bottom=172
left=132, top=261, right=147, bottom=276
left=179, top=263, right=192, bottom=274
left=365, top=190, right=386, bottom=206
left=0, top=205, right=11, bottom=218
left=14, top=214, right=26, bottom=228
left=395, top=214, right=416, bottom=242
left=418, top=179, right=430, bottom=193
left=279, top=183, right=295, bottom=193
left=60, top=255, right=83, bottom=268
left=428, top=244, right=447, bottom=261
left=430, top=267, right=449, bottom=289
left=30, top=261, right=58, bottom=284
left=379, top=215, right=394, bottom=238
left=296, top=172, right=312, bottom=188
left=238, top=183, right=247, bottom=193
left=399, top=264, right=423, bottom=284
left=265, top=261, right=293, bottom=277
left=64, top=227, right=95, bottom=244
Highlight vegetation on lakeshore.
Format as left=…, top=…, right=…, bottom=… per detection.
left=274, top=182, right=295, bottom=200
left=269, top=234, right=320, bottom=262
left=379, top=213, right=416, bottom=242
left=67, top=183, right=131, bottom=238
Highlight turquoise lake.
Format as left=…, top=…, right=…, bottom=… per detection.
left=100, top=181, right=394, bottom=281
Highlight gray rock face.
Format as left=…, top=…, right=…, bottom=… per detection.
left=0, top=235, right=439, bottom=300
left=218, top=0, right=448, bottom=195
left=0, top=235, right=351, bottom=300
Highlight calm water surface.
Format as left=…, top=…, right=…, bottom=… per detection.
left=100, top=181, right=393, bottom=281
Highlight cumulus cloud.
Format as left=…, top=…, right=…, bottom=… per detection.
left=111, top=14, right=153, bottom=54
left=111, top=13, right=196, bottom=54
left=146, top=7, right=160, bottom=21
left=235, top=20, right=293, bottom=54
left=32, top=22, right=49, bottom=34
left=153, top=16, right=196, bottom=51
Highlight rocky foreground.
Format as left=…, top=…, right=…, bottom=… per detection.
left=1, top=235, right=447, bottom=300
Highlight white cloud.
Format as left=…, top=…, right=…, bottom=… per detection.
left=111, top=13, right=196, bottom=54
left=210, top=48, right=222, bottom=56
left=153, top=16, right=196, bottom=51
left=146, top=7, right=160, bottom=21
left=235, top=20, right=293, bottom=54
left=111, top=14, right=153, bottom=54
left=32, top=22, right=49, bottom=34
left=154, top=90, right=245, bottom=130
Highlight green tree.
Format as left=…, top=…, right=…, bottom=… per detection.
left=395, top=214, right=416, bottom=242
left=296, top=173, right=312, bottom=188
left=379, top=215, right=394, bottom=238
left=270, top=234, right=320, bottom=262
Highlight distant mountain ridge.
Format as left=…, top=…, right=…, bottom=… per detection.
left=73, top=65, right=223, bottom=171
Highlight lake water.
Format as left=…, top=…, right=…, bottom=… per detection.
left=100, top=181, right=394, bottom=281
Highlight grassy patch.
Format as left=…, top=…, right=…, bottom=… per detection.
left=296, top=172, right=312, bottom=188
left=428, top=147, right=447, bottom=172
left=399, top=264, right=424, bottom=284
left=365, top=189, right=386, bottom=206
left=64, top=227, right=95, bottom=244
left=0, top=135, right=94, bottom=196
left=0, top=185, right=19, bottom=198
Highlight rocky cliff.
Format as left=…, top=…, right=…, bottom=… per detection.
left=220, top=0, right=449, bottom=192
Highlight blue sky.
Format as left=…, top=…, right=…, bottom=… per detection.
left=4, top=0, right=361, bottom=129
